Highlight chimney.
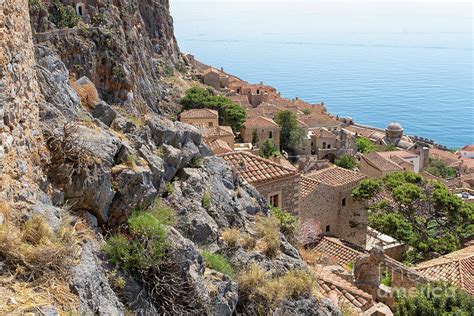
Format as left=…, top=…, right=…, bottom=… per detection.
left=295, top=96, right=299, bottom=101
left=220, top=67, right=224, bottom=72
left=260, top=81, right=263, bottom=85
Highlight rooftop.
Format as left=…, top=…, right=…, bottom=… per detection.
left=244, top=116, right=279, bottom=129
left=378, top=150, right=417, bottom=160
left=429, top=148, right=460, bottom=162
left=304, top=166, right=366, bottom=188
left=203, top=125, right=234, bottom=139
left=219, top=151, right=298, bottom=186
left=361, top=152, right=404, bottom=172
left=310, top=128, right=338, bottom=139
left=314, top=236, right=364, bottom=267
left=316, top=266, right=374, bottom=313
left=180, top=108, right=218, bottom=119
left=461, top=144, right=474, bottom=151
left=387, top=122, right=403, bottom=131
left=208, top=139, right=232, bottom=153
left=415, top=245, right=474, bottom=295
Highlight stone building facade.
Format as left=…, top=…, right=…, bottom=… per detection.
left=220, top=151, right=300, bottom=213
left=180, top=108, right=219, bottom=127
left=241, top=116, right=281, bottom=150
left=299, top=167, right=368, bottom=246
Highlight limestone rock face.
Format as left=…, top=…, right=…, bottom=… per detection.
left=72, top=241, right=125, bottom=315
left=30, top=0, right=181, bottom=111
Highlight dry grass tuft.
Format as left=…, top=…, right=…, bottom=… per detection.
left=240, top=233, right=257, bottom=250
left=238, top=263, right=317, bottom=311
left=0, top=199, right=10, bottom=222
left=221, top=228, right=241, bottom=248
left=0, top=215, right=80, bottom=313
left=255, top=216, right=281, bottom=257
left=299, top=248, right=322, bottom=266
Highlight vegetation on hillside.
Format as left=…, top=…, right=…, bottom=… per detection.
left=394, top=282, right=474, bottom=316
left=334, top=154, right=359, bottom=170
left=352, top=172, right=474, bottom=263
left=356, top=136, right=378, bottom=154
left=260, top=139, right=279, bottom=159
left=237, top=263, right=316, bottom=313
left=103, top=202, right=201, bottom=313
left=274, top=110, right=304, bottom=155
left=201, top=251, right=235, bottom=278
left=48, top=0, right=80, bottom=28
left=425, top=157, right=457, bottom=179
left=179, top=87, right=246, bottom=133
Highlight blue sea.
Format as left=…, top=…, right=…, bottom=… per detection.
left=171, top=0, right=473, bottom=148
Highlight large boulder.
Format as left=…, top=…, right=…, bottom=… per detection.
left=71, top=241, right=124, bottom=315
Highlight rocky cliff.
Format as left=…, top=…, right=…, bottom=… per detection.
left=0, top=0, right=340, bottom=314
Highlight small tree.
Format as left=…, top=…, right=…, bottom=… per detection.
left=251, top=129, right=259, bottom=145
left=335, top=155, right=358, bottom=170
left=260, top=139, right=279, bottom=158
left=356, top=137, right=378, bottom=154
left=275, top=110, right=304, bottom=154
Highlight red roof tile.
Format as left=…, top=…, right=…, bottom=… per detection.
left=244, top=116, right=279, bottom=129
left=415, top=245, right=474, bottom=295
left=180, top=108, right=218, bottom=119
left=219, top=151, right=298, bottom=186
left=305, top=166, right=366, bottom=188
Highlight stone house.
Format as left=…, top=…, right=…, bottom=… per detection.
left=202, top=68, right=229, bottom=90
left=460, top=145, right=474, bottom=159
left=359, top=152, right=404, bottom=178
left=309, top=128, right=340, bottom=161
left=220, top=151, right=300, bottom=213
left=299, top=166, right=368, bottom=246
left=378, top=150, right=420, bottom=173
left=241, top=116, right=281, bottom=150
left=203, top=126, right=235, bottom=150
left=180, top=108, right=219, bottom=128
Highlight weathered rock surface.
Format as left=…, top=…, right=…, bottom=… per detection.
left=72, top=241, right=124, bottom=315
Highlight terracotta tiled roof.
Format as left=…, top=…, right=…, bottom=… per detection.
left=313, top=236, right=363, bottom=267
left=244, top=116, right=279, bottom=129
left=180, top=108, right=218, bottom=119
left=461, top=144, right=474, bottom=151
left=300, top=175, right=321, bottom=199
left=208, top=139, right=232, bottom=153
left=316, top=267, right=374, bottom=312
left=298, top=112, right=339, bottom=128
left=219, top=151, right=298, bottom=186
left=429, top=148, right=460, bottom=163
left=203, top=68, right=220, bottom=75
left=415, top=245, right=474, bottom=295
left=203, top=126, right=234, bottom=139
left=378, top=150, right=417, bottom=160
left=311, top=128, right=337, bottom=139
left=344, top=125, right=374, bottom=138
left=305, top=166, right=367, bottom=188
left=361, top=152, right=404, bottom=172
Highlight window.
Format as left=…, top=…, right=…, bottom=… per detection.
left=269, top=130, right=273, bottom=139
left=323, top=142, right=326, bottom=149
left=257, top=89, right=260, bottom=94
left=326, top=225, right=331, bottom=232
left=269, top=194, right=279, bottom=208
left=328, top=144, right=331, bottom=149
left=342, top=198, right=346, bottom=206
left=208, top=122, right=213, bottom=127
left=237, top=88, right=240, bottom=93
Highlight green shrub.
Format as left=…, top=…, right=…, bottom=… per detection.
left=394, top=282, right=474, bottom=315
left=180, top=87, right=246, bottom=133
left=202, top=191, right=211, bottom=210
left=356, top=137, right=378, bottom=153
left=335, top=155, right=358, bottom=170
left=202, top=251, right=235, bottom=278
left=163, top=66, right=174, bottom=77
left=163, top=181, right=174, bottom=197
left=151, top=199, right=177, bottom=226
left=188, top=157, right=204, bottom=168
left=271, top=207, right=298, bottom=238
left=301, top=108, right=311, bottom=115
left=260, top=139, right=279, bottom=159
left=103, top=211, right=168, bottom=271
left=426, top=158, right=457, bottom=179
left=48, top=0, right=80, bottom=28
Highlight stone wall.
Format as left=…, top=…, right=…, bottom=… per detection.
left=300, top=182, right=367, bottom=247
left=255, top=174, right=300, bottom=214
left=242, top=126, right=280, bottom=150
left=0, top=0, right=43, bottom=201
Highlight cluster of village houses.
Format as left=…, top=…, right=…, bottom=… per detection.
left=180, top=57, right=474, bottom=315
